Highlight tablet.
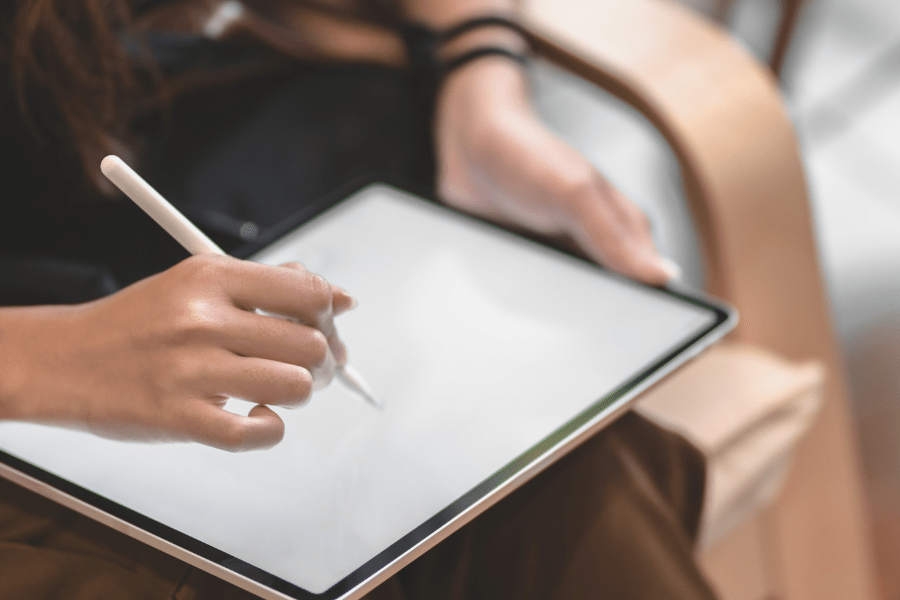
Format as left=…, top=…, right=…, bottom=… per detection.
left=0, top=183, right=735, bottom=599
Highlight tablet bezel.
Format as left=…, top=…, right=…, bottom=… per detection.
left=0, top=176, right=736, bottom=600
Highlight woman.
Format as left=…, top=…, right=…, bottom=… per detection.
left=0, top=1, right=715, bottom=598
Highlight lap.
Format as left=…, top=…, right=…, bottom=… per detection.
left=0, top=412, right=716, bottom=600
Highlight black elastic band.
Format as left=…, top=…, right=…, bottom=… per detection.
left=438, top=15, right=529, bottom=45
left=442, top=47, right=529, bottom=78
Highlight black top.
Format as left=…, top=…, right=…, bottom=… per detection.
left=0, top=29, right=435, bottom=304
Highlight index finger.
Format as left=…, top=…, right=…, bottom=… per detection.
left=566, top=175, right=674, bottom=286
left=278, top=262, right=357, bottom=315
left=218, top=258, right=338, bottom=336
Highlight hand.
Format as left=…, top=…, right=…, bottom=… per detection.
left=435, top=60, right=676, bottom=286
left=0, top=255, right=355, bottom=451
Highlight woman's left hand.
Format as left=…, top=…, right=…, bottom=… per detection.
left=434, top=59, right=676, bottom=286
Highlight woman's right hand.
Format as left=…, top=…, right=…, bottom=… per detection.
left=0, top=254, right=355, bottom=452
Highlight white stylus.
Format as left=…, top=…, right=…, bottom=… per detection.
left=100, top=155, right=383, bottom=410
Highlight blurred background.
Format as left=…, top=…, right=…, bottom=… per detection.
left=532, top=0, right=900, bottom=595
left=692, top=0, right=900, bottom=595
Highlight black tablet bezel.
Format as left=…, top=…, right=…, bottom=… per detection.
left=0, top=175, right=735, bottom=600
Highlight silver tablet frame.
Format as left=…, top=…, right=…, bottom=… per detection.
left=0, top=181, right=737, bottom=600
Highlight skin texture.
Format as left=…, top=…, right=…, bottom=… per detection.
left=435, top=56, right=673, bottom=286
left=0, top=0, right=673, bottom=450
left=0, top=256, right=354, bottom=452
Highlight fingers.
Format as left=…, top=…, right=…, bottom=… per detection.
left=218, top=259, right=338, bottom=337
left=217, top=312, right=339, bottom=390
left=331, top=287, right=357, bottom=316
left=206, top=352, right=319, bottom=407
left=277, top=262, right=357, bottom=316
left=270, top=263, right=351, bottom=366
left=564, top=173, right=675, bottom=286
left=211, top=258, right=353, bottom=371
left=185, top=401, right=285, bottom=452
left=444, top=105, right=675, bottom=286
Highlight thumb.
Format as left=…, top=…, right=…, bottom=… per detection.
left=187, top=401, right=285, bottom=452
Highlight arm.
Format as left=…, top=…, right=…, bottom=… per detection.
left=142, top=0, right=671, bottom=285
left=400, top=0, right=676, bottom=285
left=0, top=255, right=355, bottom=451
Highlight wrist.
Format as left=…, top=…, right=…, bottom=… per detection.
left=0, top=304, right=83, bottom=422
left=439, top=57, right=531, bottom=123
left=428, top=14, right=532, bottom=105
left=0, top=307, right=39, bottom=420
left=402, top=12, right=530, bottom=81
left=437, top=21, right=528, bottom=62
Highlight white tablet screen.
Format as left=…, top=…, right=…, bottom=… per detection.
left=0, top=185, right=729, bottom=597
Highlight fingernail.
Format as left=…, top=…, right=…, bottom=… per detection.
left=660, top=256, right=683, bottom=281
left=333, top=286, right=358, bottom=311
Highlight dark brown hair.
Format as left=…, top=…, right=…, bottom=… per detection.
left=1, top=0, right=403, bottom=198
left=3, top=0, right=153, bottom=196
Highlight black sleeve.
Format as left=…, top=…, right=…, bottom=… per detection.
left=0, top=64, right=125, bottom=305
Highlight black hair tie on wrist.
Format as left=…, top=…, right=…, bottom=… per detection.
left=397, top=16, right=531, bottom=194
left=441, top=46, right=530, bottom=79
left=437, top=15, right=531, bottom=80
left=438, top=15, right=530, bottom=45
left=400, top=15, right=531, bottom=81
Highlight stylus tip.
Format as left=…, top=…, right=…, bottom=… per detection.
left=338, top=364, right=384, bottom=411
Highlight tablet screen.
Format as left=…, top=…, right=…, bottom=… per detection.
left=0, top=184, right=733, bottom=599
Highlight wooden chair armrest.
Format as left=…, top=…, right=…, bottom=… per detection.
left=520, top=1, right=880, bottom=599
left=638, top=343, right=824, bottom=549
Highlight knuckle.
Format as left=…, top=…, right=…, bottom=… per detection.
left=305, top=329, right=330, bottom=367
left=616, top=191, right=649, bottom=224
left=171, top=297, right=222, bottom=343
left=168, top=352, right=201, bottom=387
left=218, top=421, right=251, bottom=452
left=632, top=207, right=650, bottom=228
left=634, top=210, right=655, bottom=236
left=303, top=273, right=333, bottom=315
left=556, top=166, right=596, bottom=203
left=181, top=254, right=227, bottom=280
left=283, top=367, right=313, bottom=407
left=167, top=355, right=220, bottom=398
left=279, top=261, right=306, bottom=272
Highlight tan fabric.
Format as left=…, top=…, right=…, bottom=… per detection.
left=0, top=413, right=716, bottom=599
left=636, top=344, right=824, bottom=546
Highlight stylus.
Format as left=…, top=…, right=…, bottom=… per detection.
left=100, top=155, right=383, bottom=410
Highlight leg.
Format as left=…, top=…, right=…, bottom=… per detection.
left=0, top=476, right=188, bottom=600
left=0, top=412, right=715, bottom=599
left=391, top=411, right=717, bottom=600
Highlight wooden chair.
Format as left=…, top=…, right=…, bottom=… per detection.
left=708, top=0, right=806, bottom=74
left=519, top=0, right=881, bottom=598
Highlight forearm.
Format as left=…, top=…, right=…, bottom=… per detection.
left=0, top=255, right=356, bottom=450
left=421, top=0, right=673, bottom=284
left=0, top=309, right=25, bottom=421
left=0, top=304, right=78, bottom=422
